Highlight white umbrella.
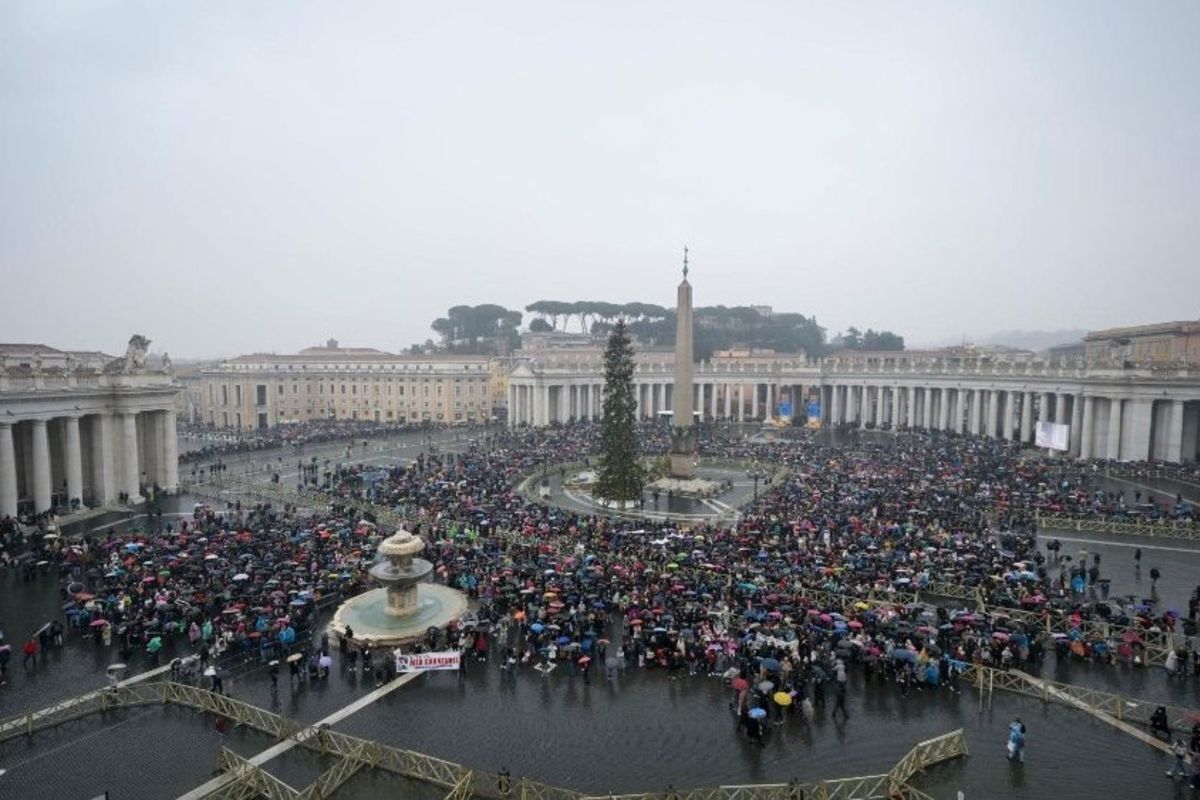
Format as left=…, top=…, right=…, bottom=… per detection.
left=233, top=573, right=250, bottom=581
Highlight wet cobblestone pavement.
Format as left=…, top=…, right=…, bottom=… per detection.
left=2, top=433, right=1199, bottom=799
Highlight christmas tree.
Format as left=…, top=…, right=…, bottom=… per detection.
left=595, top=319, right=644, bottom=503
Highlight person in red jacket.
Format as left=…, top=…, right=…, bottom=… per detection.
left=23, top=638, right=36, bottom=668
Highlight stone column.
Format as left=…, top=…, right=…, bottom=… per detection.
left=1165, top=400, right=1185, bottom=463
left=1125, top=398, right=1154, bottom=462
left=738, top=385, right=746, bottom=422
left=1080, top=396, right=1095, bottom=459
left=0, top=423, right=16, bottom=517
left=63, top=415, right=84, bottom=507
left=1106, top=397, right=1123, bottom=459
left=953, top=389, right=965, bottom=434
left=831, top=385, right=843, bottom=425
left=936, top=388, right=948, bottom=431
left=983, top=390, right=997, bottom=438
left=119, top=412, right=141, bottom=497
left=89, top=413, right=113, bottom=504
left=635, top=383, right=644, bottom=419
left=724, top=384, right=732, bottom=419
left=710, top=383, right=718, bottom=420
left=30, top=419, right=52, bottom=512
left=1069, top=395, right=1084, bottom=457
left=1020, top=391, right=1034, bottom=443
left=162, top=410, right=179, bottom=492
left=1039, top=392, right=1052, bottom=424
left=559, top=385, right=569, bottom=423
left=923, top=389, right=933, bottom=430
left=874, top=387, right=885, bottom=428
left=1055, top=394, right=1068, bottom=425
left=891, top=386, right=901, bottom=428
left=507, top=384, right=516, bottom=427
left=766, top=383, right=775, bottom=418
left=968, top=390, right=981, bottom=435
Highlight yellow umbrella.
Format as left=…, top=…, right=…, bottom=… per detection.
left=773, top=691, right=793, bottom=706
left=854, top=601, right=870, bottom=610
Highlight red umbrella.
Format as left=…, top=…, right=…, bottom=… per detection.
left=732, top=677, right=749, bottom=691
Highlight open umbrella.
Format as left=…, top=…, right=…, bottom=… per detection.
left=731, top=677, right=749, bottom=691
left=773, top=691, right=793, bottom=706
left=748, top=707, right=767, bottom=719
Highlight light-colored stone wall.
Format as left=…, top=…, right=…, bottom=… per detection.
left=199, top=349, right=493, bottom=430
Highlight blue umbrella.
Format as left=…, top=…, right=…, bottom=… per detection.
left=555, top=636, right=571, bottom=646
left=748, top=707, right=767, bottom=719
left=289, top=599, right=308, bottom=607
left=529, top=622, right=545, bottom=633
left=892, top=649, right=917, bottom=663
left=758, top=657, right=781, bottom=672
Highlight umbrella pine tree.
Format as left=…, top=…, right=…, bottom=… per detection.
left=595, top=319, right=644, bottom=503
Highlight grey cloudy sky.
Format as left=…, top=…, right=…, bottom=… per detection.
left=2, top=2, right=1197, bottom=358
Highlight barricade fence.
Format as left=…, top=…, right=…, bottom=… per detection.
left=963, top=663, right=1198, bottom=734
left=1034, top=512, right=1200, bottom=540
left=1, top=680, right=964, bottom=800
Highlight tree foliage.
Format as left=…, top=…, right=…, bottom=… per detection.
left=430, top=304, right=523, bottom=354
left=831, top=327, right=905, bottom=351
left=594, top=320, right=644, bottom=503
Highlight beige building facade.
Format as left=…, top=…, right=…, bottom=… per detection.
left=1085, top=321, right=1200, bottom=367
left=199, top=343, right=493, bottom=430
left=0, top=339, right=180, bottom=516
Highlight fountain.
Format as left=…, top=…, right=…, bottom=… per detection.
left=330, top=527, right=469, bottom=646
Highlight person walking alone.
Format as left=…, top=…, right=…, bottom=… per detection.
left=833, top=679, right=849, bottom=720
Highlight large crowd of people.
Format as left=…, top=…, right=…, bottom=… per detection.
left=3, top=420, right=1199, bottom=778
left=177, top=419, right=454, bottom=464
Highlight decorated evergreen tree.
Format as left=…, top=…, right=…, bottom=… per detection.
left=595, top=319, right=644, bottom=503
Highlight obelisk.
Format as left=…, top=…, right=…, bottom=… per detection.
left=669, top=247, right=697, bottom=478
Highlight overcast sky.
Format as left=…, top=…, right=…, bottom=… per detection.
left=2, top=2, right=1197, bottom=358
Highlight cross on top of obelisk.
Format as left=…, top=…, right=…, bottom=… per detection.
left=682, top=246, right=689, bottom=280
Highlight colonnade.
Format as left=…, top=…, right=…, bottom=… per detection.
left=507, top=382, right=606, bottom=427
left=0, top=409, right=178, bottom=517
left=821, top=383, right=1199, bottom=462
left=508, top=380, right=812, bottom=426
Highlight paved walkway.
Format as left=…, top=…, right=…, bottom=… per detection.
left=176, top=671, right=421, bottom=800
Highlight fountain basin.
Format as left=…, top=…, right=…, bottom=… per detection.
left=330, top=584, right=469, bottom=646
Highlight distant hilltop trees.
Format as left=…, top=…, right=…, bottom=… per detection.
left=522, top=300, right=903, bottom=360
left=421, top=300, right=903, bottom=359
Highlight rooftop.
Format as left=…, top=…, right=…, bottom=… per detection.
left=1085, top=320, right=1200, bottom=341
